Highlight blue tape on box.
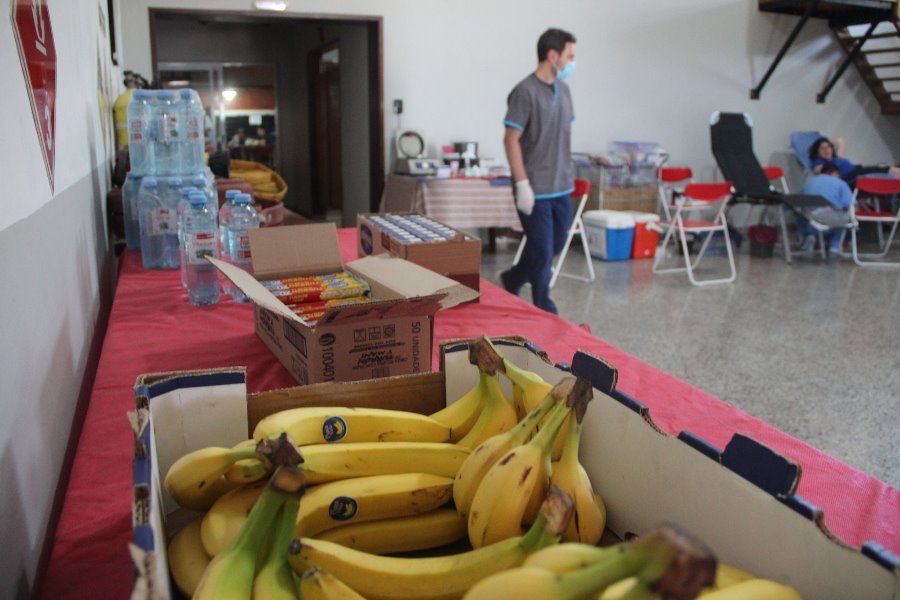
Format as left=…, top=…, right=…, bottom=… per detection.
left=721, top=433, right=800, bottom=498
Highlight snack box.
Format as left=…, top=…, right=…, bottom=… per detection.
left=357, top=213, right=482, bottom=293
left=130, top=337, right=899, bottom=599
left=210, top=223, right=479, bottom=385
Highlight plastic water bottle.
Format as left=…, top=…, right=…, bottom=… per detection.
left=180, top=89, right=205, bottom=173
left=127, top=90, right=155, bottom=176
left=154, top=91, right=181, bottom=176
left=190, top=173, right=213, bottom=206
left=123, top=173, right=143, bottom=249
left=218, top=189, right=241, bottom=256
left=182, top=192, right=220, bottom=306
left=138, top=177, right=177, bottom=269
left=226, top=194, right=260, bottom=302
left=177, top=186, right=199, bottom=288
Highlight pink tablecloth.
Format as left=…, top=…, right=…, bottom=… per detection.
left=41, top=228, right=899, bottom=598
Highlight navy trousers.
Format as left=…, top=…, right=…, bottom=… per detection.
left=504, top=196, right=572, bottom=314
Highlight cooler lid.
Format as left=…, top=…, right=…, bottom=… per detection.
left=582, top=210, right=635, bottom=228
left=627, top=211, right=661, bottom=223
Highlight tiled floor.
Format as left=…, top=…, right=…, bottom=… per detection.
left=482, top=239, right=900, bottom=488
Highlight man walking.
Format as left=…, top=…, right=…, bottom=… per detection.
left=500, top=28, right=577, bottom=314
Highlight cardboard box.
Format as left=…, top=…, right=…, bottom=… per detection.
left=356, top=213, right=482, bottom=293
left=131, top=337, right=898, bottom=599
left=210, top=223, right=479, bottom=385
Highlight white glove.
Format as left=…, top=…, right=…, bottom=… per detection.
left=515, top=179, right=535, bottom=216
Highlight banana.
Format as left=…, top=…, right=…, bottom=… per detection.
left=699, top=579, right=802, bottom=599
left=253, top=406, right=450, bottom=444
left=317, top=509, right=466, bottom=555
left=193, top=467, right=305, bottom=600
left=456, top=372, right=518, bottom=450
left=287, top=487, right=574, bottom=600
left=712, top=563, right=756, bottom=589
left=501, top=357, right=554, bottom=420
left=549, top=419, right=606, bottom=544
left=453, top=393, right=556, bottom=517
left=523, top=542, right=614, bottom=574
left=201, top=481, right=266, bottom=556
left=252, top=490, right=303, bottom=599
left=463, top=525, right=717, bottom=600
left=297, top=473, right=454, bottom=538
left=226, top=457, right=269, bottom=485
left=298, top=442, right=470, bottom=485
left=468, top=379, right=586, bottom=548
left=429, top=367, right=486, bottom=442
left=167, top=519, right=210, bottom=597
left=164, top=444, right=258, bottom=511
left=298, top=567, right=367, bottom=600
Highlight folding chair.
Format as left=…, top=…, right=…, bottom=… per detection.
left=848, top=177, right=900, bottom=268
left=764, top=166, right=789, bottom=193
left=653, top=182, right=737, bottom=286
left=512, top=178, right=595, bottom=288
left=710, top=113, right=844, bottom=265
left=657, top=167, right=693, bottom=220
left=790, top=131, right=822, bottom=174
left=762, top=165, right=825, bottom=260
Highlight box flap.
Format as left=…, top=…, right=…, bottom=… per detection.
left=208, top=257, right=304, bottom=323
left=347, top=254, right=479, bottom=309
left=249, top=223, right=343, bottom=280
left=316, top=294, right=445, bottom=326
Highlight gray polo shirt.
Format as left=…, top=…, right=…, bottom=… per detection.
left=504, top=73, right=575, bottom=199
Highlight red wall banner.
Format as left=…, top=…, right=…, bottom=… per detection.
left=11, top=0, right=57, bottom=191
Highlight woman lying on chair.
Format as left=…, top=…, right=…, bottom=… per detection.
left=810, top=136, right=900, bottom=186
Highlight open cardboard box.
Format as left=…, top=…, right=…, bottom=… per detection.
left=130, top=337, right=899, bottom=599
left=210, top=223, right=478, bottom=385
left=356, top=213, right=482, bottom=293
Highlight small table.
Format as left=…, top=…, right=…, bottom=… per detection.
left=381, top=174, right=521, bottom=249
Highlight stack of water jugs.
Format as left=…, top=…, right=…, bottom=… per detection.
left=123, top=89, right=259, bottom=306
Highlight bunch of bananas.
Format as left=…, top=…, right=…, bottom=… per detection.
left=164, top=337, right=803, bottom=599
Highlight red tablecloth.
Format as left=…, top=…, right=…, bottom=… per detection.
left=41, top=228, right=899, bottom=598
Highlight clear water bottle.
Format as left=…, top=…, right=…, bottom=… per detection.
left=226, top=193, right=260, bottom=302
left=127, top=90, right=155, bottom=176
left=138, top=177, right=178, bottom=269
left=179, top=89, right=205, bottom=174
left=123, top=173, right=143, bottom=249
left=218, top=189, right=241, bottom=257
left=154, top=91, right=181, bottom=176
left=190, top=173, right=213, bottom=206
left=182, top=192, right=220, bottom=306
left=177, top=186, right=199, bottom=288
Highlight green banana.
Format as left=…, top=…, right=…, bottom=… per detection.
left=252, top=487, right=303, bottom=599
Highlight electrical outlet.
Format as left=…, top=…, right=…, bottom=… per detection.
left=393, top=99, right=403, bottom=115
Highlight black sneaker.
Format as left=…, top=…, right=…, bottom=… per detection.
left=499, top=270, right=519, bottom=296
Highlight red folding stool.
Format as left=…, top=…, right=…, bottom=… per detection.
left=657, top=166, right=693, bottom=220
left=653, top=182, right=737, bottom=286
left=848, top=177, right=900, bottom=268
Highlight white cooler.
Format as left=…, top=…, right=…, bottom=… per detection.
left=583, top=210, right=636, bottom=261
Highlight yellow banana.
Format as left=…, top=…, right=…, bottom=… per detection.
left=298, top=442, right=469, bottom=485
left=226, top=457, right=269, bottom=485
left=467, top=379, right=584, bottom=548
left=316, top=508, right=466, bottom=555
left=456, top=372, right=518, bottom=450
left=549, top=419, right=606, bottom=544
left=252, top=491, right=302, bottom=599
left=164, top=444, right=258, bottom=511
left=288, top=488, right=574, bottom=600
left=463, top=525, right=716, bottom=600
left=167, top=519, right=210, bottom=597
left=501, top=357, right=554, bottom=420
left=201, top=481, right=266, bottom=556
left=297, top=473, right=454, bottom=538
left=597, top=577, right=641, bottom=599
left=253, top=406, right=450, bottom=444
left=523, top=542, right=614, bottom=574
left=699, top=579, right=802, bottom=599
left=712, top=563, right=756, bottom=589
left=193, top=467, right=305, bottom=600
left=429, top=367, right=486, bottom=442
left=298, top=567, right=367, bottom=600
left=453, top=392, right=556, bottom=517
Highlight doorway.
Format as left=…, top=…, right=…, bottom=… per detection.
left=149, top=9, right=384, bottom=224
left=309, top=42, right=342, bottom=220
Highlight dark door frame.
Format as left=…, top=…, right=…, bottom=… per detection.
left=149, top=8, right=385, bottom=212
left=308, top=39, right=342, bottom=217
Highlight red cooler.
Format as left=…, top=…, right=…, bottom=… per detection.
left=629, top=212, right=660, bottom=259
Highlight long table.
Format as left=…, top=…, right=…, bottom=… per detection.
left=41, top=228, right=899, bottom=598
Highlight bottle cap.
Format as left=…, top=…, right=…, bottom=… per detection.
left=179, top=89, right=193, bottom=99
left=224, top=189, right=241, bottom=199
left=192, top=175, right=206, bottom=186
left=180, top=187, right=198, bottom=196
left=143, top=176, right=158, bottom=187
left=132, top=89, right=151, bottom=100
left=188, top=193, right=207, bottom=207
left=235, top=193, right=252, bottom=205
left=168, top=177, right=182, bottom=186
left=156, top=90, right=175, bottom=100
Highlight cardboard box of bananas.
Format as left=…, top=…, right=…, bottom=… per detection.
left=158, top=338, right=801, bottom=599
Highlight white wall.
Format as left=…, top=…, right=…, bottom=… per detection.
left=122, top=0, right=899, bottom=191
left=0, top=0, right=118, bottom=596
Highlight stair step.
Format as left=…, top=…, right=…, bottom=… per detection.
left=870, top=61, right=900, bottom=68
left=862, top=47, right=900, bottom=53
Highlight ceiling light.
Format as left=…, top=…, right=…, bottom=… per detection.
left=253, top=0, right=288, bottom=11
left=222, top=89, right=238, bottom=102
left=166, top=80, right=190, bottom=87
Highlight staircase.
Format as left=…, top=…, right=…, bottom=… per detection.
left=833, top=20, right=900, bottom=114
left=754, top=0, right=900, bottom=113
